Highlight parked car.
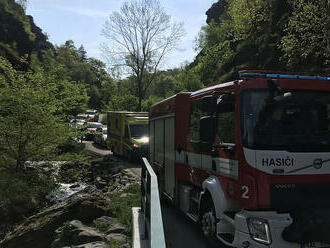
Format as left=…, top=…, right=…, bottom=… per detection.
left=75, top=114, right=88, bottom=126
left=94, top=126, right=107, bottom=147
left=85, top=122, right=103, bottom=141
left=86, top=110, right=98, bottom=121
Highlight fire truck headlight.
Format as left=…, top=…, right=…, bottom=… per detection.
left=247, top=218, right=272, bottom=245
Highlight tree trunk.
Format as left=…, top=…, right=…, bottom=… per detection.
left=137, top=77, right=142, bottom=111
left=16, top=158, right=24, bottom=171
left=138, top=96, right=142, bottom=111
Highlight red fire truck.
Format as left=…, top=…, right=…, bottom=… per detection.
left=149, top=71, right=330, bottom=248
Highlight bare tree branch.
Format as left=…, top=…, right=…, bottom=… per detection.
left=101, top=0, right=185, bottom=110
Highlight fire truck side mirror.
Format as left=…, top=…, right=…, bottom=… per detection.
left=201, top=96, right=217, bottom=113
left=200, top=116, right=216, bottom=145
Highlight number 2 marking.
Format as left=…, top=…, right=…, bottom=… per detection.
left=241, top=186, right=249, bottom=199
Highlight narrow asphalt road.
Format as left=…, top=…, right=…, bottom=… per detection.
left=162, top=202, right=225, bottom=248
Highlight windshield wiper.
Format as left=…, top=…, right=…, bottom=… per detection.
left=286, top=158, right=330, bottom=174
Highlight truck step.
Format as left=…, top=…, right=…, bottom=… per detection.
left=223, top=211, right=236, bottom=226
left=224, top=211, right=236, bottom=220
left=218, top=233, right=234, bottom=244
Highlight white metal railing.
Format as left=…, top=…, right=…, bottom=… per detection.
left=141, top=157, right=166, bottom=248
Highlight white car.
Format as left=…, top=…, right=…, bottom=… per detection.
left=85, top=122, right=103, bottom=140
left=75, top=114, right=88, bottom=126
left=86, top=110, right=98, bottom=121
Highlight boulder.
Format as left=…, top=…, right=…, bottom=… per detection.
left=105, top=233, right=128, bottom=243
left=0, top=186, right=107, bottom=248
left=95, top=177, right=108, bottom=189
left=73, top=241, right=108, bottom=248
left=63, top=220, right=103, bottom=246
left=117, top=243, right=130, bottom=248
left=53, top=241, right=108, bottom=248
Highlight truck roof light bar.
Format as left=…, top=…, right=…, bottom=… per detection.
left=239, top=72, right=330, bottom=81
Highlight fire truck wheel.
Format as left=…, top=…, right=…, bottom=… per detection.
left=200, top=199, right=217, bottom=242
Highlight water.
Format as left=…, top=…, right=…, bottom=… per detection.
left=46, top=183, right=88, bottom=202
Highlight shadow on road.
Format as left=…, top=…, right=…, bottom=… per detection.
left=161, top=202, right=227, bottom=248
left=91, top=142, right=109, bottom=151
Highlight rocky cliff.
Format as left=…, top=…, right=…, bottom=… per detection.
left=0, top=0, right=53, bottom=69
left=205, top=0, right=228, bottom=24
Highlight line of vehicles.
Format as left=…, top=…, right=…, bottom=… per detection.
left=72, top=110, right=149, bottom=162
left=73, top=69, right=330, bottom=247
left=72, top=109, right=105, bottom=144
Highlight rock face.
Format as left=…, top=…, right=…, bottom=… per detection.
left=0, top=0, right=53, bottom=69
left=0, top=156, right=139, bottom=248
left=0, top=186, right=107, bottom=248
left=50, top=218, right=129, bottom=248
left=205, top=0, right=229, bottom=25
left=51, top=220, right=104, bottom=247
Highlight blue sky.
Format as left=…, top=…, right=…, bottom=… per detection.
left=27, top=0, right=216, bottom=69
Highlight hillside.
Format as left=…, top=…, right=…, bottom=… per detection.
left=191, top=0, right=330, bottom=86
left=0, top=0, right=53, bottom=69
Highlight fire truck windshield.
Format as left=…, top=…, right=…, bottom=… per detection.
left=241, top=89, right=330, bottom=152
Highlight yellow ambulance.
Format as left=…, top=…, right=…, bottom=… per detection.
left=106, top=111, right=148, bottom=161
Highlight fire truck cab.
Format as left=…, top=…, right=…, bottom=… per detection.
left=149, top=71, right=330, bottom=248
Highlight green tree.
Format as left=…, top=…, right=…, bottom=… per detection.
left=174, top=67, right=204, bottom=91
left=141, top=95, right=162, bottom=111
left=281, top=0, right=330, bottom=71
left=0, top=57, right=68, bottom=170
left=105, top=95, right=139, bottom=112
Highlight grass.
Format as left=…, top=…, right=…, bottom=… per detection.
left=107, top=183, right=141, bottom=234
left=94, top=222, right=109, bottom=232
left=106, top=239, right=126, bottom=248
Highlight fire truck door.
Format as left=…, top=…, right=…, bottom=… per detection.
left=164, top=117, right=175, bottom=197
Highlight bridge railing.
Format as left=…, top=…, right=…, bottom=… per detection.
left=141, top=157, right=166, bottom=248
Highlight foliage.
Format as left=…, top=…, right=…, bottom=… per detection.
left=141, top=96, right=162, bottom=112
left=175, top=66, right=204, bottom=90
left=193, top=0, right=329, bottom=86
left=52, top=42, right=115, bottom=111
left=56, top=138, right=89, bottom=164
left=107, top=239, right=126, bottom=248
left=0, top=57, right=70, bottom=169
left=30, top=40, right=120, bottom=112
left=280, top=0, right=330, bottom=71
left=107, top=183, right=141, bottom=234
left=102, top=0, right=185, bottom=110
left=104, top=95, right=140, bottom=112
